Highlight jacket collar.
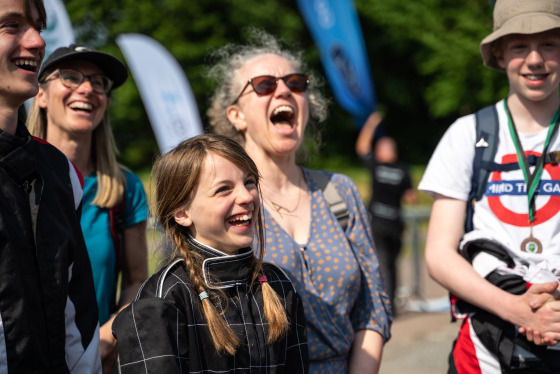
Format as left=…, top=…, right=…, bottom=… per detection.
left=0, top=122, right=37, bottom=184
left=187, top=235, right=254, bottom=289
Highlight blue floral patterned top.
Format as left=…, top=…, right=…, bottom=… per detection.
left=262, top=168, right=392, bottom=374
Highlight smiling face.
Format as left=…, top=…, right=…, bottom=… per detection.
left=0, top=0, right=45, bottom=108
left=173, top=152, right=260, bottom=255
left=497, top=29, right=560, bottom=105
left=36, top=60, right=109, bottom=139
left=227, top=54, right=310, bottom=160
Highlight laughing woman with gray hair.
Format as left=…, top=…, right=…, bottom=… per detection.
left=207, top=30, right=391, bottom=374
left=419, top=0, right=560, bottom=372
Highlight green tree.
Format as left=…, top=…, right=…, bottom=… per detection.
left=60, top=0, right=507, bottom=170
left=357, top=0, right=508, bottom=161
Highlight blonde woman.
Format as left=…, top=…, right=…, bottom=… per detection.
left=27, top=44, right=148, bottom=374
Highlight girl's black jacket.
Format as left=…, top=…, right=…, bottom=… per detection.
left=113, top=238, right=308, bottom=373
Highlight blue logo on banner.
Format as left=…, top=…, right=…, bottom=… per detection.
left=329, top=43, right=361, bottom=99
left=161, top=92, right=190, bottom=135
left=297, top=0, right=376, bottom=127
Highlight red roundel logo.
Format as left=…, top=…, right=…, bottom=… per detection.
left=487, top=151, right=560, bottom=227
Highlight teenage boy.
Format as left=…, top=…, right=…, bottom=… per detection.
left=420, top=0, right=560, bottom=372
left=0, top=0, right=101, bottom=372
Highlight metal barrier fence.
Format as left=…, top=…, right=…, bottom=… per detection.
left=402, top=205, right=432, bottom=299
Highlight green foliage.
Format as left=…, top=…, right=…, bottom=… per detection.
left=59, top=0, right=508, bottom=171
left=357, top=0, right=509, bottom=162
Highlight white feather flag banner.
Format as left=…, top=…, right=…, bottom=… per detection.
left=43, top=0, right=76, bottom=57
left=25, top=0, right=75, bottom=111
left=116, top=33, right=203, bottom=154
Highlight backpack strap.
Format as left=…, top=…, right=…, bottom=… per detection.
left=465, top=105, right=499, bottom=233
left=465, top=105, right=560, bottom=232
left=109, top=197, right=126, bottom=279
left=307, top=169, right=349, bottom=231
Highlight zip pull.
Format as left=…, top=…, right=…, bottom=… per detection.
left=23, top=180, right=30, bottom=202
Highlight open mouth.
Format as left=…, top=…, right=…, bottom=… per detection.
left=524, top=74, right=547, bottom=81
left=270, top=105, right=295, bottom=128
left=14, top=59, right=38, bottom=72
left=228, top=212, right=253, bottom=227
left=69, top=102, right=93, bottom=113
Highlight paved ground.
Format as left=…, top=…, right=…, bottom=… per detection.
left=379, top=253, right=459, bottom=373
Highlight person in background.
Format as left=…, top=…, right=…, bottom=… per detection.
left=419, top=0, right=560, bottom=372
left=112, top=134, right=308, bottom=374
left=27, top=44, right=148, bottom=373
left=355, top=111, right=417, bottom=313
left=207, top=29, right=391, bottom=374
left=0, top=0, right=101, bottom=372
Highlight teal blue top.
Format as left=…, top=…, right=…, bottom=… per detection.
left=81, top=169, right=148, bottom=325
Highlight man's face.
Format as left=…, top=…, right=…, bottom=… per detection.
left=498, top=30, right=560, bottom=105
left=0, top=0, right=45, bottom=108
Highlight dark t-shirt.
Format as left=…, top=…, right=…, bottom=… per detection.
left=363, top=153, right=412, bottom=224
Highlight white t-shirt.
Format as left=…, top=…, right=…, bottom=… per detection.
left=419, top=100, right=560, bottom=279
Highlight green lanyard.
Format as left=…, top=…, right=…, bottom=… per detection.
left=504, top=100, right=560, bottom=224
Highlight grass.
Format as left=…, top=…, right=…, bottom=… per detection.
left=322, top=162, right=432, bottom=259
left=320, top=162, right=433, bottom=206
left=138, top=161, right=433, bottom=277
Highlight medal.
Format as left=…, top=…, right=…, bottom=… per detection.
left=521, top=236, right=542, bottom=253
left=521, top=227, right=543, bottom=253
left=504, top=100, right=560, bottom=254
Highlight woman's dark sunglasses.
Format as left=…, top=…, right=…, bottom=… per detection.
left=45, top=69, right=113, bottom=94
left=232, top=73, right=310, bottom=104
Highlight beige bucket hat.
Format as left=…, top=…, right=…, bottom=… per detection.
left=480, top=0, right=560, bottom=70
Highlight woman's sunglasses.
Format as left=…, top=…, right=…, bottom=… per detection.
left=232, top=73, right=310, bottom=104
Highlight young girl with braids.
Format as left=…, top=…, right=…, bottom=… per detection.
left=112, top=134, right=308, bottom=374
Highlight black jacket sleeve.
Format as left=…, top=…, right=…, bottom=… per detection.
left=113, top=298, right=190, bottom=374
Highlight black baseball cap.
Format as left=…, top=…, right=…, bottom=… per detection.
left=38, top=44, right=128, bottom=89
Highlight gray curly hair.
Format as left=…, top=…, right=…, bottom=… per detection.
left=206, top=29, right=328, bottom=157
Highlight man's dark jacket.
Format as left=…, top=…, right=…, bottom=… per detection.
left=0, top=123, right=100, bottom=373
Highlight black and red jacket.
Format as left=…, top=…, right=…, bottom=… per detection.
left=0, top=122, right=101, bottom=373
